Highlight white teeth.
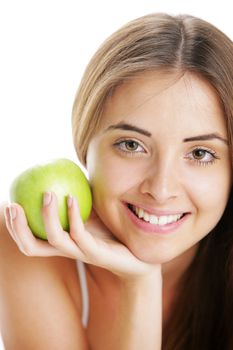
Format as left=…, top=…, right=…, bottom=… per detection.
left=149, top=216, right=158, bottom=225
left=131, top=205, right=183, bottom=226
left=138, top=208, right=144, bottom=219
left=158, top=216, right=168, bottom=225
left=144, top=212, right=150, bottom=222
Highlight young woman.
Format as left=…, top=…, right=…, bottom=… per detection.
left=1, top=13, right=233, bottom=350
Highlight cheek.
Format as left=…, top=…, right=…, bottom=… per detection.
left=187, top=168, right=231, bottom=223
left=89, top=153, right=145, bottom=197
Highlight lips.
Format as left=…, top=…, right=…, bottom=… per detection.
left=124, top=202, right=190, bottom=234
left=128, top=204, right=186, bottom=225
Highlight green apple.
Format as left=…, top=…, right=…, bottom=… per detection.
left=10, top=158, right=92, bottom=240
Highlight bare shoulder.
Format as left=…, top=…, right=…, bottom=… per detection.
left=0, top=202, right=88, bottom=349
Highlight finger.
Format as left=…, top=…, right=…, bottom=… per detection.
left=41, top=192, right=87, bottom=259
left=41, top=191, right=64, bottom=244
left=67, top=195, right=84, bottom=241
left=68, top=196, right=112, bottom=265
left=6, top=203, right=63, bottom=257
left=68, top=196, right=98, bottom=250
left=4, top=206, right=18, bottom=243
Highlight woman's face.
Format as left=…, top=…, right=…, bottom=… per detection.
left=86, top=71, right=232, bottom=264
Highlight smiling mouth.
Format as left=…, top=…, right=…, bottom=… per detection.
left=127, top=204, right=187, bottom=226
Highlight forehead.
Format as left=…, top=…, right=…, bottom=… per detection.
left=99, top=71, right=226, bottom=136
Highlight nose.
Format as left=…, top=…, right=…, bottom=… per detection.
left=139, top=157, right=181, bottom=204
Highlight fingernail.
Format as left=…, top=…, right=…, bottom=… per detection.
left=67, top=195, right=73, bottom=208
left=8, top=205, right=17, bottom=220
left=43, top=192, right=52, bottom=206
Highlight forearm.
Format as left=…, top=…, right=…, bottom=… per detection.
left=108, top=267, right=163, bottom=350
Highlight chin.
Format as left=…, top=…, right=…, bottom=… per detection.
left=128, top=245, right=179, bottom=265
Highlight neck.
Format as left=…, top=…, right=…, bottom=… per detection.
left=162, top=244, right=199, bottom=289
left=161, top=244, right=199, bottom=326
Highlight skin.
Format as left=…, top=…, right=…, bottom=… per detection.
left=86, top=70, right=232, bottom=280
left=2, top=70, right=232, bottom=349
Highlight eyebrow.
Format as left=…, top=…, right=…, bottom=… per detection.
left=183, top=133, right=229, bottom=145
left=104, top=122, right=229, bottom=145
left=104, top=122, right=152, bottom=137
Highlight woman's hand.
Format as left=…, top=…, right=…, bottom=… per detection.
left=4, top=192, right=160, bottom=280
left=5, top=192, right=163, bottom=350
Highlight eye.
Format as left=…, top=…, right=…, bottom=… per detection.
left=113, top=139, right=146, bottom=155
left=185, top=147, right=220, bottom=166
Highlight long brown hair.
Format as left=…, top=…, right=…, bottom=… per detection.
left=163, top=189, right=233, bottom=349
left=72, top=13, right=233, bottom=349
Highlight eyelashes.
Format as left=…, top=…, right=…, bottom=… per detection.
left=113, top=139, right=145, bottom=154
left=184, top=148, right=219, bottom=166
left=113, top=138, right=220, bottom=166
left=114, top=139, right=219, bottom=166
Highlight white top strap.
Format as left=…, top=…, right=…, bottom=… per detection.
left=76, top=260, right=89, bottom=328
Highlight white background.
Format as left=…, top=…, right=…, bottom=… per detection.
left=0, top=0, right=232, bottom=348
